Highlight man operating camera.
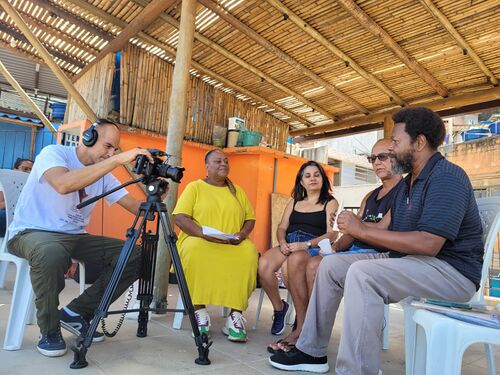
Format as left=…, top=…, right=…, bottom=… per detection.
left=7, top=119, right=155, bottom=357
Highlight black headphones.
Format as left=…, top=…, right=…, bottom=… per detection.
left=82, top=120, right=101, bottom=147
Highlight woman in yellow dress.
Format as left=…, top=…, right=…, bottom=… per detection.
left=173, top=149, right=258, bottom=342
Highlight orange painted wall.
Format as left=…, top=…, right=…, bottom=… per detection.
left=86, top=131, right=214, bottom=239
left=82, top=129, right=337, bottom=253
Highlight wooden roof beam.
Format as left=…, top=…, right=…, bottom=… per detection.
left=64, top=0, right=316, bottom=127
left=290, top=86, right=500, bottom=137
left=14, top=9, right=100, bottom=57
left=75, top=0, right=178, bottom=79
left=198, top=0, right=370, bottom=115
left=130, top=0, right=337, bottom=122
left=0, top=21, right=85, bottom=69
left=0, top=0, right=97, bottom=121
left=31, top=0, right=113, bottom=42
left=337, top=0, right=450, bottom=98
left=419, top=0, right=498, bottom=86
left=265, top=0, right=406, bottom=107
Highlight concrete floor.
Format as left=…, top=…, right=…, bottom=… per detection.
left=0, top=263, right=498, bottom=375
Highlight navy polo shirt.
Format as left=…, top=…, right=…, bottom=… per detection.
left=389, top=152, right=484, bottom=289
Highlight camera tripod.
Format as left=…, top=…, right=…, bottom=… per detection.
left=70, top=176, right=212, bottom=369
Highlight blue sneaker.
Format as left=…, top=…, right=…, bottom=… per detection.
left=271, top=300, right=291, bottom=335
left=59, top=308, right=104, bottom=342
left=37, top=328, right=66, bottom=357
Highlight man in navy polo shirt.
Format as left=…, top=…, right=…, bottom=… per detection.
left=268, top=107, right=483, bottom=374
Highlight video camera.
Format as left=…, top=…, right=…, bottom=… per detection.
left=133, top=148, right=185, bottom=183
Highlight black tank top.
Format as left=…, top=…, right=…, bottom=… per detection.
left=352, top=182, right=400, bottom=250
left=286, top=199, right=330, bottom=237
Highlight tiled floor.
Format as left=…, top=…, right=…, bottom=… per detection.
left=0, top=264, right=498, bottom=374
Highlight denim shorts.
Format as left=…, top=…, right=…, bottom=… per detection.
left=286, top=230, right=321, bottom=257
left=323, top=243, right=379, bottom=257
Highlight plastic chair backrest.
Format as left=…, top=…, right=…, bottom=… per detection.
left=0, top=169, right=28, bottom=246
left=470, top=196, right=500, bottom=304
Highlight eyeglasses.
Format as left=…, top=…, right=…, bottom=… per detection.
left=366, top=152, right=391, bottom=163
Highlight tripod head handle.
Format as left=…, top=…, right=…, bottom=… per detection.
left=76, top=177, right=142, bottom=209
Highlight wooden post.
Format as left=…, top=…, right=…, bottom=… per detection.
left=0, top=59, right=57, bottom=135
left=154, top=0, right=198, bottom=308
left=130, top=0, right=336, bottom=121
left=0, top=0, right=97, bottom=122
left=30, top=125, right=36, bottom=159
left=383, top=115, right=394, bottom=139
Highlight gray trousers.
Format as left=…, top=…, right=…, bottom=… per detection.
left=295, top=253, right=476, bottom=375
left=8, top=230, right=141, bottom=335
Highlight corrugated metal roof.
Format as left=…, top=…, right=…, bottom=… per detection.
left=0, top=111, right=42, bottom=124
left=38, top=64, right=67, bottom=98
left=0, top=47, right=67, bottom=98
left=0, top=89, right=45, bottom=113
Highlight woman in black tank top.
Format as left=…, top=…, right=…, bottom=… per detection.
left=258, top=161, right=339, bottom=353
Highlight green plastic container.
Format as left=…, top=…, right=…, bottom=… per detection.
left=241, top=130, right=261, bottom=146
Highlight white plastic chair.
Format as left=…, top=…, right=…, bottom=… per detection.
left=252, top=275, right=295, bottom=331
left=0, top=169, right=85, bottom=350
left=402, top=196, right=500, bottom=375
left=0, top=169, right=30, bottom=286
left=411, top=309, right=500, bottom=375
left=0, top=170, right=34, bottom=350
left=0, top=171, right=27, bottom=288
left=382, top=304, right=389, bottom=350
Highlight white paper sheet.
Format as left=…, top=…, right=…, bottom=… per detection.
left=332, top=199, right=343, bottom=231
left=202, top=226, right=239, bottom=240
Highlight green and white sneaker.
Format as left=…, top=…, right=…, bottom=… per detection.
left=222, top=311, right=247, bottom=342
left=194, top=308, right=211, bottom=338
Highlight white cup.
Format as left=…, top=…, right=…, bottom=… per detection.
left=318, top=238, right=333, bottom=255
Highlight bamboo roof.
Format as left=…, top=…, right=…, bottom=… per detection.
left=0, top=0, right=499, bottom=138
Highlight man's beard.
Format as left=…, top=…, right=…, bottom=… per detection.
left=392, top=150, right=413, bottom=175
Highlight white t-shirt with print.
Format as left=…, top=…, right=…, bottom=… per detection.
left=8, top=144, right=127, bottom=238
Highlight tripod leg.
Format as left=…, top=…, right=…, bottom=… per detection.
left=157, top=204, right=211, bottom=365
left=137, top=232, right=157, bottom=337
left=70, top=210, right=150, bottom=369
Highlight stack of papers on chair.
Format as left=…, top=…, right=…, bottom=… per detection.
left=202, top=226, right=239, bottom=240
left=412, top=300, right=500, bottom=329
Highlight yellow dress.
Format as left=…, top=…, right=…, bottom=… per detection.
left=173, top=180, right=258, bottom=311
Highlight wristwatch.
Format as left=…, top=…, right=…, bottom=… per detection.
left=305, top=241, right=312, bottom=248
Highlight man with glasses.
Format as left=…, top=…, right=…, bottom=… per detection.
left=269, top=107, right=483, bottom=374
left=330, top=138, right=402, bottom=255
left=305, top=138, right=403, bottom=292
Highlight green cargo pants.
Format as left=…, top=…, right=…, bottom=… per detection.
left=8, top=229, right=141, bottom=335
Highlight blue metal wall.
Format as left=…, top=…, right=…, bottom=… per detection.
left=0, top=121, right=58, bottom=168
